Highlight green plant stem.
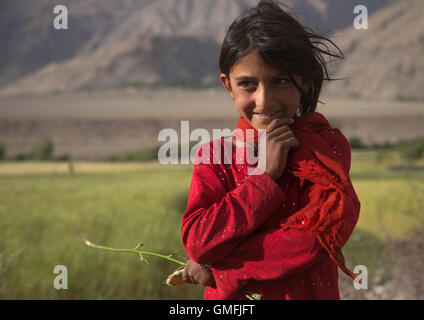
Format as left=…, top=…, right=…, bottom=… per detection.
left=78, top=232, right=262, bottom=299
left=78, top=233, right=186, bottom=266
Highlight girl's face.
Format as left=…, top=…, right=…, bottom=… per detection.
left=220, top=50, right=310, bottom=130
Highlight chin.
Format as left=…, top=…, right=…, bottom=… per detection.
left=256, top=122, right=269, bottom=129
left=254, top=115, right=274, bottom=126
left=251, top=121, right=269, bottom=130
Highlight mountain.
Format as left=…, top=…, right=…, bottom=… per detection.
left=0, top=0, right=149, bottom=86
left=325, top=0, right=424, bottom=100
left=0, top=0, right=395, bottom=96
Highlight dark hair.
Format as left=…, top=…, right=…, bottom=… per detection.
left=219, top=0, right=343, bottom=114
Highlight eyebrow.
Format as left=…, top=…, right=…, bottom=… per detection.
left=234, top=72, right=289, bottom=81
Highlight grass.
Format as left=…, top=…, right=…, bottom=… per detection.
left=0, top=163, right=202, bottom=299
left=341, top=150, right=424, bottom=286
left=0, top=149, right=423, bottom=299
left=349, top=150, right=424, bottom=239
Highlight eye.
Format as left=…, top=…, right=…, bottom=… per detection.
left=275, top=78, right=290, bottom=85
left=238, top=80, right=257, bottom=89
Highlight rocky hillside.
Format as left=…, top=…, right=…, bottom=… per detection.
left=325, top=0, right=424, bottom=100
left=0, top=0, right=402, bottom=97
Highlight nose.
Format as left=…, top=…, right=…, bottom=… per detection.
left=254, top=83, right=274, bottom=112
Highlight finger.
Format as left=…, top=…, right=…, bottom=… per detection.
left=267, top=125, right=292, bottom=138
left=267, top=117, right=294, bottom=132
left=273, top=131, right=295, bottom=142
left=269, top=117, right=293, bottom=129
left=182, top=268, right=189, bottom=282
left=276, top=136, right=299, bottom=149
left=199, top=276, right=208, bottom=286
left=183, top=274, right=196, bottom=284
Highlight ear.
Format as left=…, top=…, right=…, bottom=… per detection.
left=220, top=73, right=234, bottom=96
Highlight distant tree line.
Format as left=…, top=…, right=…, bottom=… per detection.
left=349, top=136, right=424, bottom=160
left=0, top=137, right=69, bottom=161
left=0, top=137, right=423, bottom=162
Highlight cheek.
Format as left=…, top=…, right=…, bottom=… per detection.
left=234, top=95, right=253, bottom=114
left=277, top=88, right=302, bottom=111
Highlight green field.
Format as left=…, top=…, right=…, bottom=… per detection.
left=0, top=150, right=423, bottom=299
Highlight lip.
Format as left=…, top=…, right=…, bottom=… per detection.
left=253, top=113, right=274, bottom=120
left=253, top=109, right=286, bottom=120
left=253, top=111, right=277, bottom=116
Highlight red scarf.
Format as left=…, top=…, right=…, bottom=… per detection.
left=235, top=113, right=360, bottom=279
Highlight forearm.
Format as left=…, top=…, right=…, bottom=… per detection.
left=182, top=169, right=288, bottom=265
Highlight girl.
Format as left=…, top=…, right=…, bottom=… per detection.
left=181, top=0, right=360, bottom=300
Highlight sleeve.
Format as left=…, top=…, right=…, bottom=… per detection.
left=181, top=142, right=289, bottom=265
left=209, top=130, right=359, bottom=288
left=209, top=181, right=328, bottom=291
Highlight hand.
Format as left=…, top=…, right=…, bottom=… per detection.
left=263, top=117, right=299, bottom=180
left=182, top=259, right=215, bottom=287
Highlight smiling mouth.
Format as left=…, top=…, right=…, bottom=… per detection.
left=253, top=109, right=286, bottom=118
left=254, top=112, right=274, bottom=116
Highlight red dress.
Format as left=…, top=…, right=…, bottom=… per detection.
left=181, top=112, right=360, bottom=300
